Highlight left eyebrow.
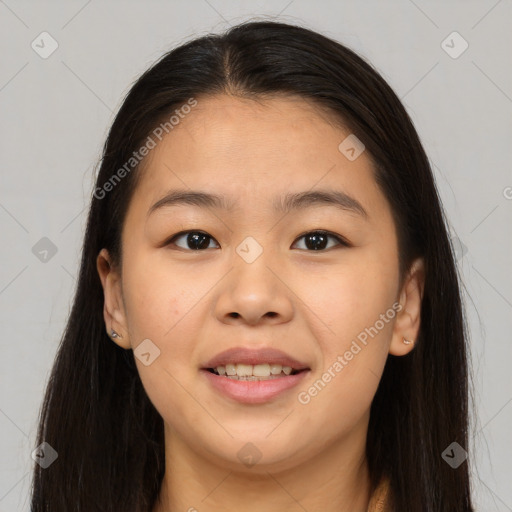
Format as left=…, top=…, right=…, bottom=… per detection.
left=147, top=188, right=369, bottom=219
left=274, top=189, right=368, bottom=219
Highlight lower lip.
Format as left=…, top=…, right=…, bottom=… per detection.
left=200, top=369, right=310, bottom=404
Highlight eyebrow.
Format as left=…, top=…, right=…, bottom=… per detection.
left=147, top=189, right=368, bottom=219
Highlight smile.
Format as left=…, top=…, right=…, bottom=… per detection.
left=207, top=362, right=302, bottom=378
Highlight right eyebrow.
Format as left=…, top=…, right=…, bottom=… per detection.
left=147, top=190, right=235, bottom=218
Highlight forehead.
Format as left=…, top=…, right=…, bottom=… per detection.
left=175, top=94, right=347, bottom=160
left=125, top=94, right=391, bottom=225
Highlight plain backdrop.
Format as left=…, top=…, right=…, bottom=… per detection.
left=0, top=1, right=511, bottom=510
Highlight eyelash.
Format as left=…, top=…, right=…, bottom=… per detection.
left=164, top=229, right=350, bottom=252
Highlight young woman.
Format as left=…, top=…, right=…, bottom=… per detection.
left=30, top=20, right=475, bottom=512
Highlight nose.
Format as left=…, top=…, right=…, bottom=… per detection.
left=213, top=253, right=294, bottom=327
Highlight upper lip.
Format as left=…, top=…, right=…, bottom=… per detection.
left=202, top=347, right=310, bottom=370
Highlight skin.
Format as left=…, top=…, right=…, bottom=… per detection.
left=97, top=94, right=424, bottom=512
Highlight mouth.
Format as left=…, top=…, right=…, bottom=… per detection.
left=200, top=363, right=310, bottom=404
left=204, top=363, right=306, bottom=380
left=200, top=346, right=311, bottom=403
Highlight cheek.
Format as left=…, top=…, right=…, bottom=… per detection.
left=294, top=272, right=395, bottom=439
left=122, top=263, right=205, bottom=427
left=301, top=257, right=397, bottom=339
left=120, top=258, right=207, bottom=414
left=294, top=249, right=399, bottom=410
left=122, top=255, right=202, bottom=340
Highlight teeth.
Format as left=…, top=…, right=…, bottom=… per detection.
left=212, top=363, right=296, bottom=377
left=270, top=364, right=283, bottom=375
left=253, top=364, right=271, bottom=377
left=236, top=363, right=253, bottom=377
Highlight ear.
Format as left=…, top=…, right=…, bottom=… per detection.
left=389, top=257, right=425, bottom=356
left=96, top=248, right=131, bottom=349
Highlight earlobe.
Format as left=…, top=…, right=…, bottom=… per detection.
left=96, top=248, right=131, bottom=350
left=389, top=257, right=425, bottom=356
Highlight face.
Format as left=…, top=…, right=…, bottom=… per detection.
left=97, top=94, right=424, bottom=473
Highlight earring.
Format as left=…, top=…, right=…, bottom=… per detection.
left=110, top=329, right=122, bottom=339
left=403, top=337, right=413, bottom=345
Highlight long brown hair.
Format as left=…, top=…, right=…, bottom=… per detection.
left=31, top=20, right=475, bottom=511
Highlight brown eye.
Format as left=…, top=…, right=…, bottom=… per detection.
left=167, top=231, right=219, bottom=250
left=293, top=230, right=348, bottom=251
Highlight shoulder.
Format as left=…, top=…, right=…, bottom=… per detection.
left=367, top=475, right=392, bottom=512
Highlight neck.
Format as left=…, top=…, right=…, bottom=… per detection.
left=153, top=420, right=372, bottom=512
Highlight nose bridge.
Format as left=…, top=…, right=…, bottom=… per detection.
left=213, top=236, right=294, bottom=325
left=233, top=240, right=275, bottom=295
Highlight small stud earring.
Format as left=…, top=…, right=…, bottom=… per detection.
left=110, top=329, right=122, bottom=339
left=403, top=337, right=413, bottom=345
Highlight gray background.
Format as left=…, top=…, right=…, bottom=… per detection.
left=0, top=0, right=511, bottom=510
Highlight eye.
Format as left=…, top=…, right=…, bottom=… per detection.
left=166, top=230, right=219, bottom=251
left=164, top=229, right=349, bottom=252
left=292, top=230, right=349, bottom=251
